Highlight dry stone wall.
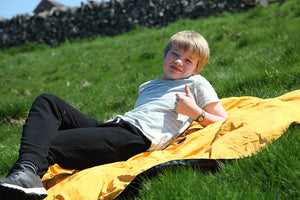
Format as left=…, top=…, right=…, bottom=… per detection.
left=0, top=0, right=259, bottom=49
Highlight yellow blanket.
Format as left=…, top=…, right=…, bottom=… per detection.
left=42, top=90, right=300, bottom=200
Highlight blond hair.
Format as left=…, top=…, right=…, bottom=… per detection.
left=163, top=30, right=210, bottom=72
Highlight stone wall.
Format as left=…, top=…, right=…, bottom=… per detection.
left=0, top=0, right=259, bottom=49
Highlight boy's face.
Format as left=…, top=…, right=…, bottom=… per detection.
left=162, top=46, right=199, bottom=80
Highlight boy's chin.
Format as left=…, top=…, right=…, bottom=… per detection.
left=162, top=74, right=194, bottom=80
left=162, top=69, right=198, bottom=80
left=162, top=74, right=177, bottom=80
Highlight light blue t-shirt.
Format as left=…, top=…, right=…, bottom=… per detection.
left=118, top=75, right=219, bottom=151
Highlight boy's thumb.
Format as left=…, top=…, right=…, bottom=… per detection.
left=185, top=85, right=191, bottom=96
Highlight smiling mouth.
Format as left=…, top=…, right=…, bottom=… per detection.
left=170, top=65, right=182, bottom=73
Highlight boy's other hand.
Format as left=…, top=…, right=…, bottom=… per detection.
left=175, top=85, right=202, bottom=120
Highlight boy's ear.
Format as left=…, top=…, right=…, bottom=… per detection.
left=193, top=61, right=202, bottom=75
left=193, top=69, right=201, bottom=75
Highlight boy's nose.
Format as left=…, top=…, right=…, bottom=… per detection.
left=175, top=59, right=183, bottom=66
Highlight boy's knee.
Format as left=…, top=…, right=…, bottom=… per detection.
left=34, top=93, right=58, bottom=105
left=36, top=93, right=53, bottom=100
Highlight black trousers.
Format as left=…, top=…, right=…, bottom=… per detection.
left=15, top=93, right=151, bottom=177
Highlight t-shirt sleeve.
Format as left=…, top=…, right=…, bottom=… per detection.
left=193, top=76, right=219, bottom=108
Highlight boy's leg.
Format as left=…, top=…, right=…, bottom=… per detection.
left=15, top=93, right=101, bottom=173
left=0, top=93, right=101, bottom=200
left=47, top=119, right=151, bottom=172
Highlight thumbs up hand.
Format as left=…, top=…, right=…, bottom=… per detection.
left=175, top=85, right=201, bottom=120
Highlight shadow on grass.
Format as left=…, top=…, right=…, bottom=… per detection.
left=116, top=159, right=233, bottom=199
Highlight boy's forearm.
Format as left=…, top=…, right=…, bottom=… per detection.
left=199, top=102, right=228, bottom=127
left=198, top=111, right=227, bottom=127
left=188, top=105, right=227, bottom=127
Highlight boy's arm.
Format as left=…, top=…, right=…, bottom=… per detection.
left=175, top=85, right=228, bottom=127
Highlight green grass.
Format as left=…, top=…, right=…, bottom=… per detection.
left=0, top=0, right=300, bottom=199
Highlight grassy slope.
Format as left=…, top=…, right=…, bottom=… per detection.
left=0, top=0, right=299, bottom=198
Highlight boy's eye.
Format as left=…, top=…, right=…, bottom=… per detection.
left=171, top=52, right=178, bottom=56
left=186, top=59, right=192, bottom=64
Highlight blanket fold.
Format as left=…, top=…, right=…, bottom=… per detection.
left=42, top=90, right=300, bottom=200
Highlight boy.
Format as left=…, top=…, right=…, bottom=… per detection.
left=0, top=30, right=227, bottom=199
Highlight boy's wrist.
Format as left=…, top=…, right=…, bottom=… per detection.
left=196, top=109, right=205, bottom=122
left=191, top=108, right=204, bottom=121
